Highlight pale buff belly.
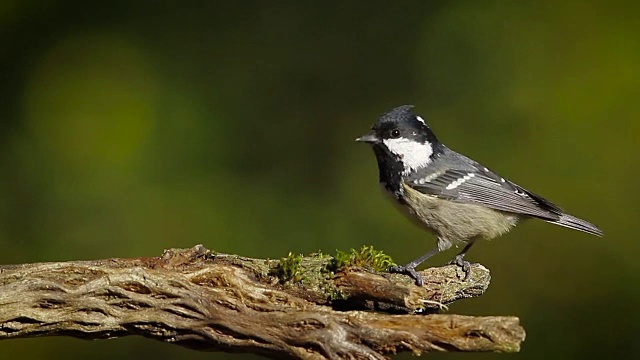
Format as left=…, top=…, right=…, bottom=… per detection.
left=383, top=182, right=519, bottom=243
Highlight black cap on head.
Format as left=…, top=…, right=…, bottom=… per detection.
left=355, top=105, right=438, bottom=145
left=357, top=105, right=441, bottom=191
left=376, top=105, right=418, bottom=125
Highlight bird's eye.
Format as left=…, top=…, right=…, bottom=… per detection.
left=390, top=129, right=401, bottom=138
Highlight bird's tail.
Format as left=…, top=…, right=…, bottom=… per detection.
left=548, top=214, right=603, bottom=237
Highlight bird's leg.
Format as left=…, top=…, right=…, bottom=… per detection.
left=448, top=242, right=474, bottom=280
left=388, top=246, right=440, bottom=286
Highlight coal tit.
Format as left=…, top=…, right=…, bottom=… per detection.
left=357, top=105, right=603, bottom=285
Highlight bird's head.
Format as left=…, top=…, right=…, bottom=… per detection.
left=356, top=105, right=440, bottom=175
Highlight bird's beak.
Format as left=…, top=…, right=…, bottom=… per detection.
left=355, top=132, right=380, bottom=144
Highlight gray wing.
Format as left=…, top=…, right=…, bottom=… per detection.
left=406, top=164, right=563, bottom=221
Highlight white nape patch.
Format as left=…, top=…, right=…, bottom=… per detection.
left=445, top=173, right=475, bottom=190
left=416, top=116, right=426, bottom=125
left=383, top=137, right=433, bottom=174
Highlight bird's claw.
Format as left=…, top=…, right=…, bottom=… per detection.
left=448, top=255, right=472, bottom=281
left=388, top=264, right=424, bottom=286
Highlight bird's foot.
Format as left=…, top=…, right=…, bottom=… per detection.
left=388, top=264, right=424, bottom=286
left=448, top=255, right=472, bottom=281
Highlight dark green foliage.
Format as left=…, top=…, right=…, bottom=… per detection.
left=0, top=2, right=631, bottom=359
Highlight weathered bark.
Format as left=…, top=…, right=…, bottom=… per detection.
left=0, top=245, right=525, bottom=359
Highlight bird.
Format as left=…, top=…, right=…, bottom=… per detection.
left=356, top=105, right=603, bottom=286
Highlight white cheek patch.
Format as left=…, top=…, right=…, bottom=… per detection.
left=383, top=137, right=433, bottom=174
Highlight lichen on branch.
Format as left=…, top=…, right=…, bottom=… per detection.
left=0, top=244, right=525, bottom=359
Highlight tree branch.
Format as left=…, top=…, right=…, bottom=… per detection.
left=0, top=245, right=525, bottom=359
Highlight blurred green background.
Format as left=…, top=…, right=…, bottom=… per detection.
left=0, top=1, right=637, bottom=359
